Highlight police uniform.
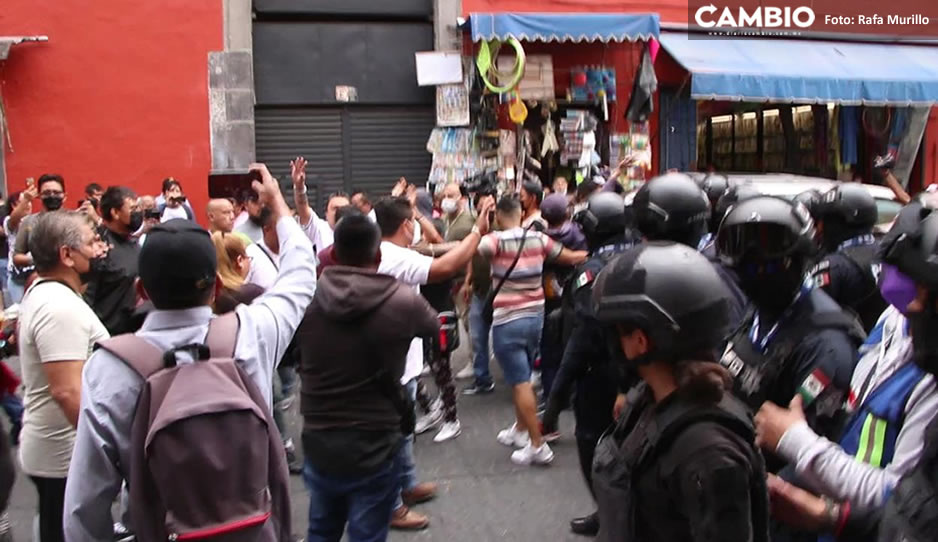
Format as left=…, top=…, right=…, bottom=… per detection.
left=543, top=242, right=632, bottom=489
left=809, top=234, right=887, bottom=333
left=722, top=287, right=862, bottom=453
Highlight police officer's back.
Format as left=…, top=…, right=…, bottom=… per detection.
left=717, top=196, right=861, bottom=449
left=809, top=184, right=887, bottom=332
left=632, top=172, right=748, bottom=330
left=591, top=242, right=769, bottom=542
left=542, top=192, right=634, bottom=536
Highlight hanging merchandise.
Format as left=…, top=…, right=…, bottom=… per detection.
left=437, top=83, right=470, bottom=127
left=509, top=92, right=528, bottom=124
left=426, top=128, right=497, bottom=186
left=570, top=67, right=617, bottom=103
left=610, top=122, right=652, bottom=191
left=476, top=38, right=526, bottom=94
left=626, top=47, right=658, bottom=123
left=541, top=115, right=559, bottom=158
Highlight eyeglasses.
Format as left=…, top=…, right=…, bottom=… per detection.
left=40, top=190, right=64, bottom=197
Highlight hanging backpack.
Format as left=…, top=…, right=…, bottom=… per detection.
left=96, top=313, right=292, bottom=542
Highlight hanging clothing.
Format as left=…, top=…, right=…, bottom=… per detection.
left=839, top=106, right=860, bottom=166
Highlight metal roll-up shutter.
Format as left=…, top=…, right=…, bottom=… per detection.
left=347, top=106, right=435, bottom=196
left=255, top=107, right=344, bottom=212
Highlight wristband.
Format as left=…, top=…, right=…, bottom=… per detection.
left=295, top=186, right=307, bottom=196
left=471, top=225, right=482, bottom=236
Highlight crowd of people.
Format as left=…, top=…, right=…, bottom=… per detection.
left=0, top=156, right=933, bottom=542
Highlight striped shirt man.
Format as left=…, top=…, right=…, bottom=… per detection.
left=478, top=227, right=562, bottom=326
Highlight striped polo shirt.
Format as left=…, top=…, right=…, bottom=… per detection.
left=478, top=227, right=562, bottom=326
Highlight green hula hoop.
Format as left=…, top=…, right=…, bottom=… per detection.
left=477, top=38, right=525, bottom=94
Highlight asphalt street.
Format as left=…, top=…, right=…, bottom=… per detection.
left=3, top=337, right=594, bottom=541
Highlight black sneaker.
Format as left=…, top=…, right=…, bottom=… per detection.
left=462, top=382, right=495, bottom=395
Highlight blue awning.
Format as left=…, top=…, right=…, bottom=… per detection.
left=470, top=12, right=659, bottom=43
left=658, top=32, right=938, bottom=105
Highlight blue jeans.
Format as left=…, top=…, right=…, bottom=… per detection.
left=6, top=275, right=23, bottom=305
left=303, top=449, right=403, bottom=542
left=1, top=392, right=23, bottom=428
left=393, top=378, right=418, bottom=510
left=491, top=313, right=544, bottom=386
left=469, top=294, right=493, bottom=387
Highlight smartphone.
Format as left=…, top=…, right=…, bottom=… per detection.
left=144, top=208, right=161, bottom=220
left=208, top=171, right=262, bottom=199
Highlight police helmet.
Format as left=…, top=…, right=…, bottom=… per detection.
left=714, top=183, right=761, bottom=228
left=717, top=196, right=816, bottom=268
left=592, top=242, right=732, bottom=364
left=575, top=192, right=627, bottom=245
left=879, top=203, right=938, bottom=292
left=793, top=189, right=823, bottom=219
left=816, top=184, right=878, bottom=229
left=632, top=172, right=711, bottom=248
left=700, top=173, right=730, bottom=206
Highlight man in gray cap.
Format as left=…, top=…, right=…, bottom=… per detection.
left=63, top=164, right=317, bottom=541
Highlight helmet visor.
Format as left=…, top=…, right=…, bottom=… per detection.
left=718, top=222, right=803, bottom=264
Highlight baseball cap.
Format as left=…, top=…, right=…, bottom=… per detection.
left=541, top=193, right=569, bottom=225
left=139, top=219, right=218, bottom=309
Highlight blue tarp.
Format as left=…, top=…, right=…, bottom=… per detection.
left=470, top=12, right=659, bottom=43
left=658, top=32, right=938, bottom=105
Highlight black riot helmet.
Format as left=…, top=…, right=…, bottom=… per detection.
left=793, top=189, right=823, bottom=220
left=700, top=173, right=730, bottom=232
left=592, top=242, right=732, bottom=365
left=814, top=184, right=878, bottom=251
left=714, top=183, right=761, bottom=230
left=575, top=192, right=628, bottom=249
left=878, top=205, right=938, bottom=374
left=717, top=196, right=817, bottom=312
left=632, top=172, right=711, bottom=248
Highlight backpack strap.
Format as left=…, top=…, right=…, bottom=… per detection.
left=96, top=335, right=166, bottom=379
left=205, top=312, right=239, bottom=358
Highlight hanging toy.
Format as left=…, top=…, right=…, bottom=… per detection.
left=476, top=38, right=526, bottom=94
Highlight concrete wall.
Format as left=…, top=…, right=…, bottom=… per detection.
left=0, top=0, right=223, bottom=219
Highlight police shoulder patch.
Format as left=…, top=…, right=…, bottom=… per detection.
left=575, top=270, right=594, bottom=289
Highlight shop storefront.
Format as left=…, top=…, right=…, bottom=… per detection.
left=423, top=12, right=660, bottom=195
left=656, top=32, right=938, bottom=191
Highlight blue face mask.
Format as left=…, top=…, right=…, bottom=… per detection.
left=879, top=264, right=918, bottom=314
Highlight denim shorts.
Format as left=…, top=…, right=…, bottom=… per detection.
left=491, top=313, right=544, bottom=386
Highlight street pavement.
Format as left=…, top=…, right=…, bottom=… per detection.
left=2, top=340, right=594, bottom=541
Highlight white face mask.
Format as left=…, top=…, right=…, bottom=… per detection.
left=441, top=198, right=459, bottom=215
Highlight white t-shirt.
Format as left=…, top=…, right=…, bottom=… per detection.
left=377, top=241, right=433, bottom=383
left=301, top=213, right=335, bottom=254
left=160, top=205, right=190, bottom=222
left=245, top=241, right=279, bottom=290
left=19, top=280, right=109, bottom=477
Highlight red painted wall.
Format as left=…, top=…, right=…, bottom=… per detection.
left=0, top=0, right=223, bottom=223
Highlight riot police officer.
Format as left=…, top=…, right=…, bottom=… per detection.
left=717, top=196, right=861, bottom=457
left=541, top=192, right=634, bottom=537
left=700, top=182, right=761, bottom=259
left=632, top=172, right=747, bottom=330
left=808, top=184, right=887, bottom=332
left=699, top=172, right=730, bottom=235
left=766, top=202, right=938, bottom=541
left=591, top=242, right=769, bottom=542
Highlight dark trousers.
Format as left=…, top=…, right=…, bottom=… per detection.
left=29, top=476, right=66, bottom=542
left=576, top=436, right=598, bottom=500
left=304, top=452, right=402, bottom=542
left=419, top=341, right=458, bottom=423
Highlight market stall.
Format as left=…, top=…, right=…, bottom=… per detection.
left=656, top=32, right=938, bottom=191
left=419, top=12, right=660, bottom=195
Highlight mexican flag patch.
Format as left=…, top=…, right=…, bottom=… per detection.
left=798, top=369, right=831, bottom=405
left=575, top=270, right=594, bottom=289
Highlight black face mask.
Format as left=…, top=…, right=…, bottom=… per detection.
left=127, top=211, right=144, bottom=233
left=740, top=272, right=805, bottom=314
left=909, top=293, right=938, bottom=376
left=41, top=195, right=64, bottom=211
left=249, top=206, right=272, bottom=227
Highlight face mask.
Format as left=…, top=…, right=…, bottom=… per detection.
left=738, top=264, right=805, bottom=314
left=879, top=264, right=918, bottom=313
left=41, top=195, right=64, bottom=211
left=908, top=293, right=938, bottom=375
left=127, top=211, right=144, bottom=233
left=441, top=198, right=459, bottom=215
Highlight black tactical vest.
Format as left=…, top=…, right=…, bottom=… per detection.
left=840, top=244, right=888, bottom=333
left=877, top=415, right=938, bottom=542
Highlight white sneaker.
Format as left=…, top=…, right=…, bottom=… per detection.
left=433, top=420, right=462, bottom=443
left=420, top=364, right=431, bottom=377
left=415, top=408, right=443, bottom=435
left=455, top=362, right=475, bottom=380
left=429, top=396, right=443, bottom=413
left=511, top=443, right=554, bottom=466
left=496, top=423, right=530, bottom=448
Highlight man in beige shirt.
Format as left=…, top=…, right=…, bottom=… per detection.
left=19, top=211, right=108, bottom=542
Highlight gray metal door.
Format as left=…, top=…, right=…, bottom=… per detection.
left=255, top=105, right=434, bottom=211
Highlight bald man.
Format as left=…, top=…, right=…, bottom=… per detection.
left=206, top=198, right=236, bottom=233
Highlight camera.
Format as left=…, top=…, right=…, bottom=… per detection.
left=144, top=209, right=161, bottom=220
left=463, top=171, right=498, bottom=198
